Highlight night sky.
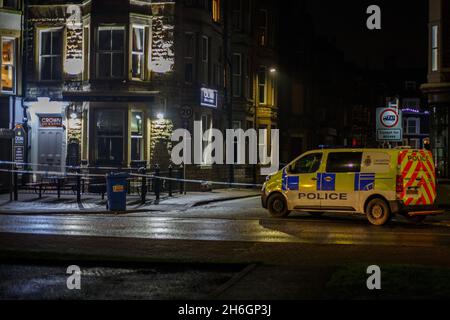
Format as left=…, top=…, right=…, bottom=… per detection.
left=304, top=0, right=428, bottom=69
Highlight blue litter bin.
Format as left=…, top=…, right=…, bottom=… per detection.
left=106, top=173, right=129, bottom=211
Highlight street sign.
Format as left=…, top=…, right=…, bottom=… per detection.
left=376, top=107, right=403, bottom=142
left=0, top=128, right=14, bottom=140
left=200, top=87, right=218, bottom=108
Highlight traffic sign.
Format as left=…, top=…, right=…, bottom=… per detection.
left=376, top=107, right=403, bottom=142
left=179, top=105, right=193, bottom=120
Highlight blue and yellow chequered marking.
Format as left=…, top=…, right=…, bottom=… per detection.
left=354, top=173, right=375, bottom=191
left=282, top=169, right=300, bottom=191
left=317, top=173, right=336, bottom=191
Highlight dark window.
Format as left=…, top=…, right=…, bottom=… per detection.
left=326, top=152, right=362, bottom=173
left=40, top=30, right=62, bottom=80
left=289, top=153, right=322, bottom=174
left=97, top=28, right=125, bottom=78
left=95, top=110, right=125, bottom=165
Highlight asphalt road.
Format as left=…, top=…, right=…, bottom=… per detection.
left=1, top=197, right=450, bottom=248
left=2, top=197, right=450, bottom=299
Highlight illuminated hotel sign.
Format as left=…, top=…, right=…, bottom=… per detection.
left=200, top=88, right=218, bottom=108
left=40, top=116, right=63, bottom=128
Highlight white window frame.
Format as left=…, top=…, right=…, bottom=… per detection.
left=96, top=26, right=125, bottom=79
left=130, top=111, right=144, bottom=161
left=258, top=66, right=267, bottom=105
left=38, top=28, right=63, bottom=81
left=131, top=25, right=146, bottom=81
left=405, top=118, right=420, bottom=135
left=1, top=37, right=15, bottom=93
left=432, top=25, right=439, bottom=72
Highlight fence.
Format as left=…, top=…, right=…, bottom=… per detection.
left=0, top=161, right=261, bottom=204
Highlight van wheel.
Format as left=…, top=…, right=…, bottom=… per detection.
left=366, top=198, right=391, bottom=226
left=267, top=193, right=291, bottom=218
left=405, top=215, right=427, bottom=224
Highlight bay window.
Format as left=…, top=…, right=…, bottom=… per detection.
left=131, top=111, right=144, bottom=161
left=1, top=38, right=15, bottom=93
left=131, top=26, right=145, bottom=80
left=39, top=29, right=62, bottom=81
left=97, top=27, right=125, bottom=79
left=432, top=25, right=438, bottom=72
left=95, top=109, right=125, bottom=165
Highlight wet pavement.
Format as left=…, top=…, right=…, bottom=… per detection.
left=0, top=197, right=450, bottom=247
left=0, top=263, right=241, bottom=300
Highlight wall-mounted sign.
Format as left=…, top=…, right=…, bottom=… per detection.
left=376, top=107, right=403, bottom=142
left=200, top=88, right=218, bottom=108
left=13, top=124, right=26, bottom=169
left=40, top=116, right=63, bottom=128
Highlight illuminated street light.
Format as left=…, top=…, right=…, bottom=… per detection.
left=157, top=113, right=165, bottom=120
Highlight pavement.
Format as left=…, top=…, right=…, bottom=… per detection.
left=0, top=188, right=260, bottom=215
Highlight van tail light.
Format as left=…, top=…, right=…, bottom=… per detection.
left=396, top=175, right=404, bottom=194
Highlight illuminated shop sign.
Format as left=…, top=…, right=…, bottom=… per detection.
left=40, top=116, right=63, bottom=128
left=200, top=88, right=218, bottom=108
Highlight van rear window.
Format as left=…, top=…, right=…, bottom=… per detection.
left=326, top=152, right=363, bottom=173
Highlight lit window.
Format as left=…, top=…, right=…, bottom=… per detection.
left=1, top=38, right=15, bottom=93
left=131, top=111, right=144, bottom=161
left=131, top=26, right=145, bottom=80
left=432, top=25, right=438, bottom=72
left=232, top=53, right=242, bottom=97
left=212, top=0, right=220, bottom=23
left=258, top=66, right=267, bottom=104
left=97, top=27, right=125, bottom=79
left=39, top=30, right=62, bottom=81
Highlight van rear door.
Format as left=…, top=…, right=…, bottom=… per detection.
left=398, top=150, right=437, bottom=206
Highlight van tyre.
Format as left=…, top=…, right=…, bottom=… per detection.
left=267, top=193, right=291, bottom=218
left=366, top=198, right=391, bottom=226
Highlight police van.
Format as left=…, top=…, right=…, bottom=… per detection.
left=261, top=148, right=443, bottom=226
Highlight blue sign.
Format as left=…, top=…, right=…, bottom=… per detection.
left=200, top=88, right=218, bottom=108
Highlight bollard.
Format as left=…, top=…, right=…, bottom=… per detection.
left=140, top=166, right=147, bottom=204
left=154, top=164, right=160, bottom=201
left=168, top=165, right=173, bottom=197
left=13, top=167, right=18, bottom=201
left=179, top=166, right=184, bottom=195
left=76, top=168, right=81, bottom=203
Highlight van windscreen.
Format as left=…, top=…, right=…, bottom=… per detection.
left=326, top=152, right=363, bottom=173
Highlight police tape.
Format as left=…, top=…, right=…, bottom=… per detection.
left=0, top=160, right=142, bottom=171
left=0, top=167, right=263, bottom=188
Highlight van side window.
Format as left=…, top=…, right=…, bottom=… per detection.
left=289, top=153, right=322, bottom=174
left=326, top=152, right=362, bottom=173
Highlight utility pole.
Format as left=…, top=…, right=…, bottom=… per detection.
left=223, top=0, right=234, bottom=186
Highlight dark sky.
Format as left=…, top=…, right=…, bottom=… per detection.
left=304, top=0, right=428, bottom=69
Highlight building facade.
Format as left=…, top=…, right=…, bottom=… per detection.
left=22, top=0, right=280, bottom=184
left=421, top=0, right=450, bottom=178
left=0, top=0, right=23, bottom=191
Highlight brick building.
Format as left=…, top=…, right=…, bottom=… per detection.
left=21, top=0, right=280, bottom=184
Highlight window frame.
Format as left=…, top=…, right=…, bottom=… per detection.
left=38, top=28, right=63, bottom=81
left=432, top=25, right=439, bottom=72
left=130, top=110, right=144, bottom=161
left=184, top=32, right=195, bottom=83
left=1, top=37, right=15, bottom=93
left=131, top=25, right=146, bottom=81
left=201, top=35, right=209, bottom=84
left=96, top=26, right=126, bottom=79
left=94, top=109, right=126, bottom=166
left=212, top=0, right=221, bottom=23
left=258, top=66, right=267, bottom=105
left=257, top=9, right=268, bottom=47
